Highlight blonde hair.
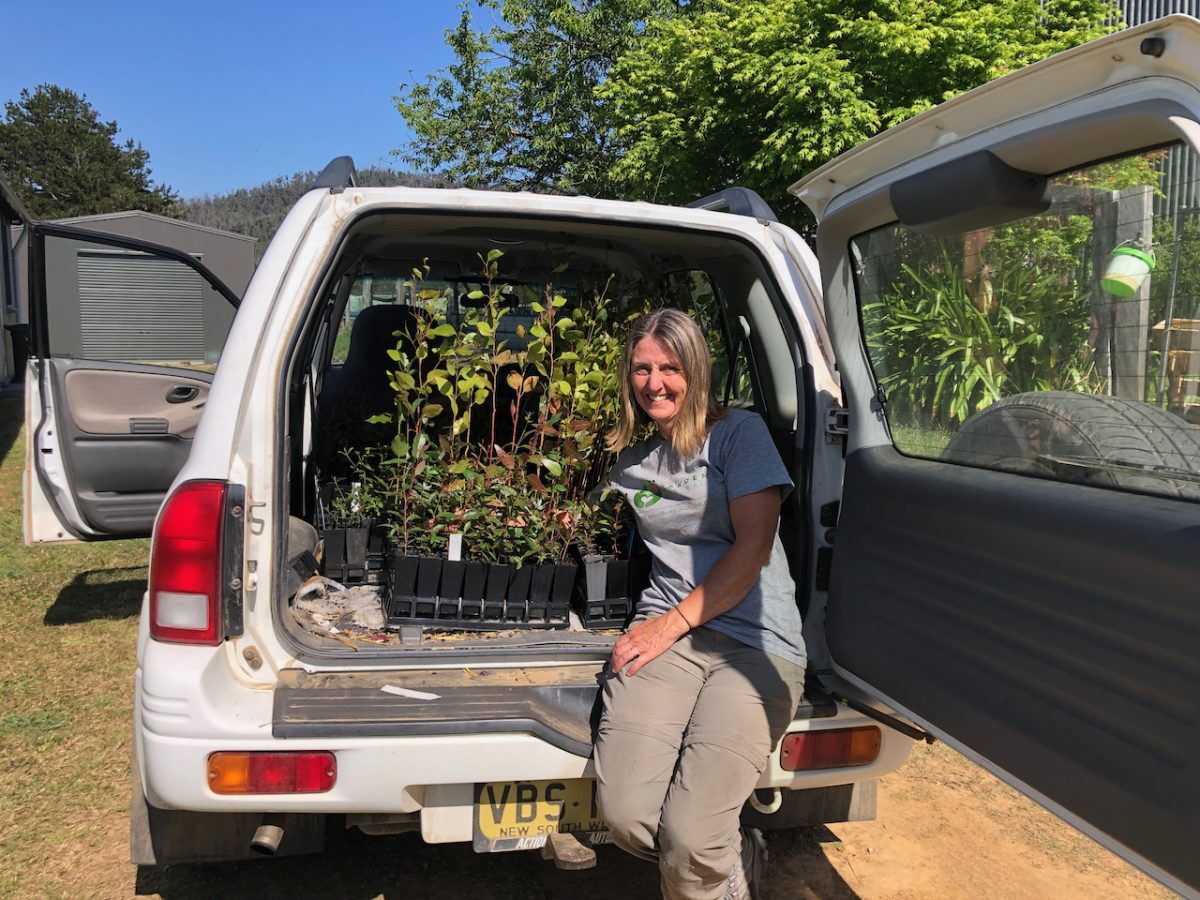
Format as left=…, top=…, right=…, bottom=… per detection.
left=605, top=308, right=725, bottom=458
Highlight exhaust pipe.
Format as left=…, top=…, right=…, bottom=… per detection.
left=250, top=821, right=285, bottom=855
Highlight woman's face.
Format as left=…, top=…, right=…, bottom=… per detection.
left=630, top=336, right=689, bottom=438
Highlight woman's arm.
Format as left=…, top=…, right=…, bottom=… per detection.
left=609, top=486, right=783, bottom=677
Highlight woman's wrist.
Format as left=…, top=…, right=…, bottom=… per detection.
left=672, top=605, right=695, bottom=632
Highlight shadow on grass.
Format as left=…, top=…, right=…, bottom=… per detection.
left=44, top=566, right=146, bottom=625
left=0, top=396, right=23, bottom=468
left=131, top=823, right=859, bottom=899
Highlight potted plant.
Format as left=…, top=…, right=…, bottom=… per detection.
left=350, top=252, right=648, bottom=629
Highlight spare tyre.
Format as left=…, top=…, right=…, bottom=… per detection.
left=941, top=391, right=1200, bottom=500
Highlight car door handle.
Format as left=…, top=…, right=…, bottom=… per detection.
left=166, top=385, right=200, bottom=404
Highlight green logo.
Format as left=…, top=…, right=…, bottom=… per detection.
left=633, top=481, right=662, bottom=508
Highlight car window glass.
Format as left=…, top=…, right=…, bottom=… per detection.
left=42, top=234, right=234, bottom=372
left=854, top=141, right=1200, bottom=502
left=330, top=275, right=561, bottom=367
left=671, top=269, right=756, bottom=408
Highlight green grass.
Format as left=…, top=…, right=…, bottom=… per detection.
left=889, top=422, right=953, bottom=458
left=0, top=396, right=148, bottom=898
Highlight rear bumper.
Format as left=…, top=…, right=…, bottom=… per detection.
left=135, top=643, right=913, bottom=829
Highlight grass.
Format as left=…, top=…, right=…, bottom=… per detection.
left=889, top=422, right=953, bottom=458
left=0, top=396, right=148, bottom=898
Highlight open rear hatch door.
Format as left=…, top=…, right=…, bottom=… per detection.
left=21, top=219, right=239, bottom=542
left=796, top=16, right=1200, bottom=897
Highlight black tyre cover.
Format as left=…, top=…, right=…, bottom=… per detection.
left=942, top=391, right=1200, bottom=500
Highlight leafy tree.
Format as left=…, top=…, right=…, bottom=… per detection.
left=601, top=0, right=1120, bottom=224
left=395, top=0, right=675, bottom=196
left=0, top=84, right=177, bottom=219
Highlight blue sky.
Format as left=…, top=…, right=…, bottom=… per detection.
left=0, top=1, right=466, bottom=199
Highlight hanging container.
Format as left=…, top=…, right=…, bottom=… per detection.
left=1101, top=245, right=1155, bottom=297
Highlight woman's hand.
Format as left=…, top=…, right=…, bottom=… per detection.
left=610, top=610, right=690, bottom=677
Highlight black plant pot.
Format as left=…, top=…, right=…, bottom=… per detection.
left=530, top=563, right=555, bottom=599
left=389, top=554, right=419, bottom=598
left=508, top=564, right=533, bottom=607
left=485, top=563, right=512, bottom=619
left=551, top=563, right=578, bottom=605
left=575, top=552, right=636, bottom=627
left=440, top=560, right=466, bottom=601
left=414, top=557, right=443, bottom=617
left=463, top=562, right=487, bottom=602
left=324, top=525, right=371, bottom=583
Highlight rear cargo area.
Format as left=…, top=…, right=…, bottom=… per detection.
left=277, top=207, right=803, bottom=660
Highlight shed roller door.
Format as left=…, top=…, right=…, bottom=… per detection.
left=78, top=250, right=205, bottom=362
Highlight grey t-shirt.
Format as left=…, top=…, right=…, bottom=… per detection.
left=606, top=408, right=807, bottom=668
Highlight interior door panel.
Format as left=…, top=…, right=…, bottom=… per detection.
left=63, top=368, right=209, bottom=437
left=24, top=223, right=238, bottom=542
left=48, top=360, right=213, bottom=535
left=829, top=446, right=1200, bottom=891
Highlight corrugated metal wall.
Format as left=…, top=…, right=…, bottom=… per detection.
left=1116, top=1, right=1200, bottom=223
left=1117, top=0, right=1200, bottom=23
left=78, top=251, right=205, bottom=362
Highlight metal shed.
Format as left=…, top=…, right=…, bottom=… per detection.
left=5, top=211, right=254, bottom=380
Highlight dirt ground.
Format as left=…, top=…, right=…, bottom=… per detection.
left=88, top=742, right=1171, bottom=899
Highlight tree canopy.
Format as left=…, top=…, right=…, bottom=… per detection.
left=395, top=0, right=674, bottom=196
left=0, top=84, right=177, bottom=219
left=397, top=0, right=1120, bottom=224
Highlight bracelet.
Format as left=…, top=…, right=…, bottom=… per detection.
left=673, top=605, right=695, bottom=630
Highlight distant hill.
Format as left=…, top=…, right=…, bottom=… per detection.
left=177, top=167, right=446, bottom=259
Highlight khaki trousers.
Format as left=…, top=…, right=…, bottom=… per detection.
left=594, top=626, right=805, bottom=900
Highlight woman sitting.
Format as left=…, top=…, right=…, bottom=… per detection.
left=595, top=308, right=807, bottom=900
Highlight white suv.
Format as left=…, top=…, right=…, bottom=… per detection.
left=13, top=15, right=1200, bottom=896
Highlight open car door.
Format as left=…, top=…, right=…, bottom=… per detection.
left=796, top=16, right=1200, bottom=897
left=20, top=213, right=239, bottom=542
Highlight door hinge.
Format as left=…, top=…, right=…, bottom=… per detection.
left=825, top=406, right=849, bottom=442
left=222, top=484, right=246, bottom=638
left=832, top=693, right=935, bottom=744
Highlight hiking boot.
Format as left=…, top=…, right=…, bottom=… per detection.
left=725, top=826, right=768, bottom=900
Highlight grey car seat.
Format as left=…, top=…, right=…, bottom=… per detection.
left=317, top=304, right=419, bottom=468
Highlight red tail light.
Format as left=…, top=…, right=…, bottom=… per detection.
left=149, top=480, right=227, bottom=645
left=779, top=726, right=882, bottom=771
left=208, top=751, right=337, bottom=794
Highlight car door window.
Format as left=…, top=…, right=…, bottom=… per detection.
left=40, top=233, right=235, bottom=371
left=854, top=141, right=1200, bottom=501
left=670, top=269, right=757, bottom=408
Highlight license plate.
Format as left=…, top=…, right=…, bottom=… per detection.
left=473, top=778, right=607, bottom=852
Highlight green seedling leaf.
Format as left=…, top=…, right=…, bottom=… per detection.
left=539, top=457, right=563, bottom=477
left=365, top=413, right=393, bottom=424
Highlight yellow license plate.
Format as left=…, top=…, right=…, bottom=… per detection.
left=473, top=778, right=607, bottom=852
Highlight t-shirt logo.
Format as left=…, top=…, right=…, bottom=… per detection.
left=633, top=481, right=663, bottom=509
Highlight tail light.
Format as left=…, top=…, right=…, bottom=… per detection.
left=149, top=480, right=227, bottom=645
left=208, top=751, right=337, bottom=794
left=779, top=726, right=881, bottom=771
